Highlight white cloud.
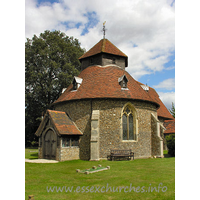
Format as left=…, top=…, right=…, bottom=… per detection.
left=153, top=78, right=175, bottom=90
left=25, top=0, right=175, bottom=79
left=158, top=91, right=175, bottom=110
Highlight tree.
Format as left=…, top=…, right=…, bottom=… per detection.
left=169, top=102, right=175, bottom=118
left=25, top=30, right=84, bottom=146
left=166, top=134, right=175, bottom=157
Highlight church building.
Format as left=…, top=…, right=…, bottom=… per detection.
left=35, top=38, right=175, bottom=161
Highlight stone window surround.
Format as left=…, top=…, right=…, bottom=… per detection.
left=121, top=103, right=138, bottom=143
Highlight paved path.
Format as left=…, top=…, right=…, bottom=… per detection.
left=25, top=159, right=58, bottom=163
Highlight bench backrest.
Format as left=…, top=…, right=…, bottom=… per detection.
left=111, top=149, right=132, bottom=155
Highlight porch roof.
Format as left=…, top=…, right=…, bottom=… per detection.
left=35, top=110, right=83, bottom=136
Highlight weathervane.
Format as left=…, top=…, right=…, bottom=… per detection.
left=102, top=21, right=107, bottom=39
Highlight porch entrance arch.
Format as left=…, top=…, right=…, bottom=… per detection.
left=43, top=129, right=57, bottom=160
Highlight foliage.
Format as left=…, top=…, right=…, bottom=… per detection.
left=169, top=102, right=175, bottom=118
left=166, top=134, right=175, bottom=157
left=25, top=30, right=84, bottom=146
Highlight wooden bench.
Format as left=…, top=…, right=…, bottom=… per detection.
left=107, top=149, right=134, bottom=161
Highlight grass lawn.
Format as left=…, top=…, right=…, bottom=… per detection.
left=25, top=148, right=38, bottom=159
left=25, top=149, right=175, bottom=200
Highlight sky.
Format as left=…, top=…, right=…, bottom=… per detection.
left=25, top=0, right=175, bottom=110
left=3, top=1, right=200, bottom=196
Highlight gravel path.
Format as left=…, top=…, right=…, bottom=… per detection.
left=25, top=159, right=58, bottom=163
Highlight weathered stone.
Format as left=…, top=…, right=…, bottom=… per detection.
left=54, top=98, right=163, bottom=160
left=58, top=147, right=79, bottom=161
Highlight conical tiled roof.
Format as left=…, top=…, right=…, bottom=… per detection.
left=79, top=39, right=128, bottom=60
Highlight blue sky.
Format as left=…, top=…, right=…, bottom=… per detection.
left=26, top=0, right=175, bottom=109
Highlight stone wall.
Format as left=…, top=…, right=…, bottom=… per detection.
left=56, top=137, right=80, bottom=161
left=55, top=100, right=92, bottom=160
left=38, top=147, right=42, bottom=159
left=151, top=114, right=164, bottom=157
left=90, top=110, right=100, bottom=161
left=54, top=98, right=159, bottom=160
left=59, top=147, right=80, bottom=161
left=56, top=147, right=60, bottom=161
left=151, top=115, right=159, bottom=156
left=92, top=99, right=157, bottom=159
left=38, top=143, right=79, bottom=161
left=158, top=116, right=168, bottom=150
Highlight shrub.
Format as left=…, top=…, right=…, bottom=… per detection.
left=166, top=134, right=175, bottom=157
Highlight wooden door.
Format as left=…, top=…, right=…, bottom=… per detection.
left=44, top=129, right=57, bottom=160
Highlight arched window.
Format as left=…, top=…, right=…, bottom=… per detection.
left=122, top=105, right=137, bottom=141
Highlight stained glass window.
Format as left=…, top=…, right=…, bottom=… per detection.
left=122, top=106, right=137, bottom=141
left=129, top=114, right=133, bottom=140
left=123, top=114, right=127, bottom=140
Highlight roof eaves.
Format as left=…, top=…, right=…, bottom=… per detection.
left=52, top=97, right=160, bottom=109
left=35, top=112, right=49, bottom=136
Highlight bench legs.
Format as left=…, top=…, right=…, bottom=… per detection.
left=110, top=156, right=132, bottom=161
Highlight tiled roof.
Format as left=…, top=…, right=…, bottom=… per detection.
left=54, top=65, right=174, bottom=120
left=35, top=110, right=83, bottom=136
left=164, top=119, right=175, bottom=134
left=145, top=86, right=174, bottom=120
left=135, top=80, right=174, bottom=120
left=53, top=65, right=159, bottom=106
left=79, top=39, right=128, bottom=60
